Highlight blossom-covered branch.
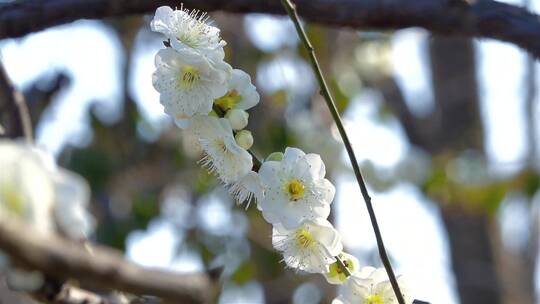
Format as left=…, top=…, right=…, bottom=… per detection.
left=1, top=0, right=540, bottom=58
left=0, top=213, right=211, bottom=303
left=149, top=5, right=412, bottom=303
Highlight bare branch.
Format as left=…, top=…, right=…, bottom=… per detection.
left=0, top=214, right=211, bottom=303
left=280, top=0, right=405, bottom=302
left=0, top=61, right=32, bottom=142
left=0, top=0, right=540, bottom=57
left=35, top=280, right=113, bottom=304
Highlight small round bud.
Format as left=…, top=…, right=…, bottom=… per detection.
left=235, top=130, right=254, bottom=150
left=266, top=152, right=284, bottom=162
left=225, top=109, right=249, bottom=130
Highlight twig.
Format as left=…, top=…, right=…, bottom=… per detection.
left=0, top=60, right=32, bottom=142
left=34, top=280, right=160, bottom=304
left=34, top=280, right=111, bottom=304
left=0, top=214, right=211, bottom=303
left=280, top=0, right=405, bottom=303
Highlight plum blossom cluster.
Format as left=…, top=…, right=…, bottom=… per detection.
left=151, top=6, right=410, bottom=303
left=0, top=140, right=95, bottom=291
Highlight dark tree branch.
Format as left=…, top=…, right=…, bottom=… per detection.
left=0, top=61, right=32, bottom=141
left=33, top=278, right=162, bottom=304
left=0, top=214, right=211, bottom=303
left=34, top=280, right=117, bottom=304
left=0, top=0, right=540, bottom=57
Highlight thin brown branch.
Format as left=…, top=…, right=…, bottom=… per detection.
left=0, top=214, right=211, bottom=303
left=280, top=0, right=405, bottom=302
left=33, top=279, right=162, bottom=304
left=0, top=60, right=32, bottom=142
left=1, top=0, right=540, bottom=58
left=34, top=281, right=112, bottom=304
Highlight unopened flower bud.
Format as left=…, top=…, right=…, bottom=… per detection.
left=266, top=152, right=284, bottom=162
left=235, top=130, right=254, bottom=150
left=225, top=109, right=249, bottom=130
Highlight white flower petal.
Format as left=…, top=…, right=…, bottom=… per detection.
left=258, top=147, right=335, bottom=229
left=272, top=220, right=341, bottom=274
left=153, top=48, right=231, bottom=118
left=282, top=147, right=306, bottom=169
left=303, top=153, right=326, bottom=180
left=334, top=268, right=412, bottom=304
left=0, top=141, right=55, bottom=234
left=189, top=116, right=253, bottom=184
left=229, top=69, right=260, bottom=110
left=151, top=6, right=226, bottom=60
left=53, top=169, right=95, bottom=239
left=229, top=171, right=264, bottom=208
left=0, top=140, right=95, bottom=241
left=258, top=160, right=282, bottom=186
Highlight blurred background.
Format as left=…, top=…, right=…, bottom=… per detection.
left=1, top=0, right=539, bottom=303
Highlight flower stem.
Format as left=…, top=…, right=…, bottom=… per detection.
left=280, top=0, right=405, bottom=302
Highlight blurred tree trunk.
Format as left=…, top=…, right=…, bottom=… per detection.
left=371, top=34, right=539, bottom=304
left=428, top=36, right=503, bottom=304
left=441, top=208, right=502, bottom=303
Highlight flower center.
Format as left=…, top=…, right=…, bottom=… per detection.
left=214, top=138, right=227, bottom=153
left=330, top=260, right=350, bottom=274
left=0, top=184, right=25, bottom=217
left=285, top=179, right=305, bottom=201
left=365, top=295, right=384, bottom=304
left=176, top=8, right=211, bottom=48
left=180, top=65, right=200, bottom=89
left=214, top=90, right=243, bottom=110
left=295, top=228, right=315, bottom=249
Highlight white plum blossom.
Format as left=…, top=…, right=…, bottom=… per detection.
left=0, top=140, right=95, bottom=291
left=214, top=69, right=260, bottom=111
left=0, top=140, right=95, bottom=239
left=324, top=252, right=360, bottom=285
left=272, top=219, right=342, bottom=273
left=188, top=115, right=253, bottom=184
left=229, top=171, right=263, bottom=208
left=153, top=48, right=231, bottom=119
left=258, top=147, right=335, bottom=229
left=151, top=6, right=226, bottom=60
left=0, top=141, right=55, bottom=234
left=332, top=267, right=410, bottom=304
left=53, top=169, right=95, bottom=239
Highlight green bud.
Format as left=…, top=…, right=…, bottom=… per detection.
left=235, top=130, right=254, bottom=150
left=266, top=152, right=284, bottom=162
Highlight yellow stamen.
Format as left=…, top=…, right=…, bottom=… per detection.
left=214, top=90, right=243, bottom=110
left=295, top=229, right=315, bottom=249
left=328, top=259, right=353, bottom=282
left=366, top=294, right=384, bottom=304
left=0, top=184, right=25, bottom=217
left=214, top=139, right=227, bottom=153
left=180, top=65, right=200, bottom=89
left=285, top=179, right=305, bottom=201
